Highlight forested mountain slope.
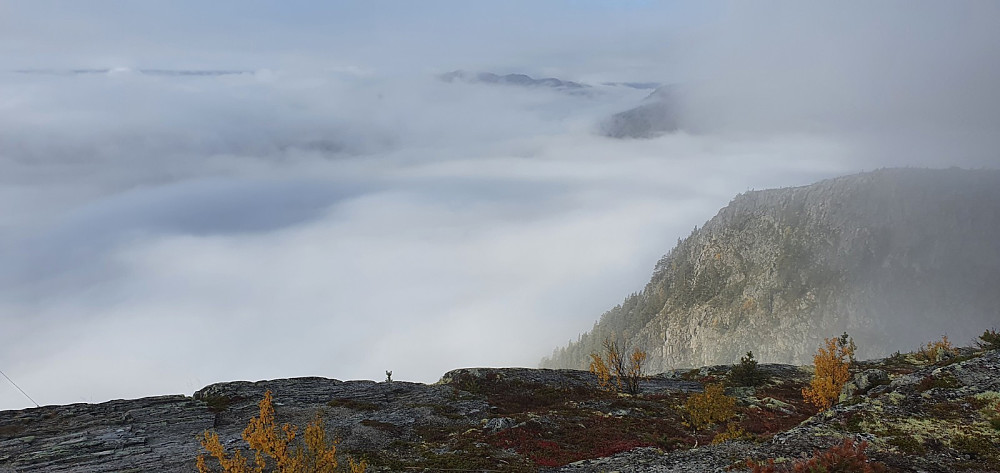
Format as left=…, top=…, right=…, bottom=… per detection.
left=543, top=168, right=1000, bottom=371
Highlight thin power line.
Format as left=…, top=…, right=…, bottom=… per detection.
left=0, top=368, right=39, bottom=408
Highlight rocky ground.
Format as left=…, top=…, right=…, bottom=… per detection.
left=2, top=347, right=999, bottom=472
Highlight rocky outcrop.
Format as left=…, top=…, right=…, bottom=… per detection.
left=543, top=168, right=1000, bottom=372
left=0, top=377, right=489, bottom=473
left=3, top=347, right=999, bottom=472
left=0, top=395, right=213, bottom=472
left=839, top=369, right=890, bottom=402
left=556, top=348, right=1000, bottom=473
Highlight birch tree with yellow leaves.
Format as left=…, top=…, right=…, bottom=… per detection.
left=588, top=336, right=647, bottom=395
left=802, top=333, right=856, bottom=410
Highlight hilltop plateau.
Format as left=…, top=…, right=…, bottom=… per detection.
left=2, top=339, right=999, bottom=472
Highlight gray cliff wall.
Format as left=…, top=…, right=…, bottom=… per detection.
left=543, top=168, right=1000, bottom=371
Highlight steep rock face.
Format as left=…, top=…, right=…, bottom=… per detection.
left=543, top=168, right=1000, bottom=371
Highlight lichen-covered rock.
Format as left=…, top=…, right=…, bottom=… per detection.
left=484, top=417, right=515, bottom=433
left=3, top=349, right=998, bottom=472
left=840, top=368, right=890, bottom=402
left=556, top=349, right=1000, bottom=473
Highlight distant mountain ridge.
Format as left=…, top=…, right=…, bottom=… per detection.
left=439, top=70, right=589, bottom=90
left=543, top=168, right=1000, bottom=371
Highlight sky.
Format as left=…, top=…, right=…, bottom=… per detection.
left=1, top=1, right=999, bottom=410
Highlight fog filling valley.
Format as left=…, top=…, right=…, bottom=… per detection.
left=2, top=2, right=1000, bottom=410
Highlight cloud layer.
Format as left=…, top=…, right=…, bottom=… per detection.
left=1, top=2, right=998, bottom=410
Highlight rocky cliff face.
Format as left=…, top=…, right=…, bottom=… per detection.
left=543, top=168, right=1000, bottom=372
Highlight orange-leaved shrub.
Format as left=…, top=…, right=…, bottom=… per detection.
left=916, top=335, right=955, bottom=362
left=196, top=390, right=366, bottom=473
left=802, top=333, right=855, bottom=410
left=684, top=383, right=736, bottom=430
left=747, top=437, right=887, bottom=472
left=588, top=336, right=647, bottom=395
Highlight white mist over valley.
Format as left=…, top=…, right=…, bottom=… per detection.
left=2, top=2, right=999, bottom=411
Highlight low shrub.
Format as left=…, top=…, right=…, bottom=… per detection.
left=916, top=374, right=961, bottom=393
left=747, top=437, right=887, bottom=473
left=711, top=422, right=751, bottom=444
left=588, top=336, right=647, bottom=395
left=916, top=335, right=956, bottom=362
left=684, top=383, right=736, bottom=430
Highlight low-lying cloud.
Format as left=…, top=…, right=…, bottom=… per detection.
left=1, top=2, right=998, bottom=410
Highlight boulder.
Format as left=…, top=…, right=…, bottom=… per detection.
left=484, top=417, right=515, bottom=433
left=840, top=369, right=890, bottom=402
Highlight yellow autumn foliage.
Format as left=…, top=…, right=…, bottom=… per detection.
left=196, top=390, right=366, bottom=473
left=588, top=336, right=647, bottom=395
left=917, top=335, right=955, bottom=362
left=684, top=383, right=736, bottom=430
left=711, top=422, right=750, bottom=444
left=802, top=333, right=855, bottom=410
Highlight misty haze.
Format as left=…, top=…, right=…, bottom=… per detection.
left=2, top=2, right=1000, bottom=472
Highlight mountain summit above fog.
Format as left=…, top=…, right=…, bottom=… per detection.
left=439, top=70, right=589, bottom=90
left=599, top=85, right=680, bottom=138
left=543, top=168, right=1000, bottom=371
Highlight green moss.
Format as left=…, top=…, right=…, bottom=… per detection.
left=844, top=412, right=870, bottom=433
left=888, top=434, right=926, bottom=454
left=202, top=395, right=233, bottom=413
left=989, top=418, right=1000, bottom=431
left=884, top=392, right=906, bottom=406
left=893, top=418, right=946, bottom=439
left=951, top=434, right=999, bottom=458
left=973, top=391, right=1000, bottom=407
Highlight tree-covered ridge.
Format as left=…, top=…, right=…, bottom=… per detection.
left=543, top=168, right=1000, bottom=372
